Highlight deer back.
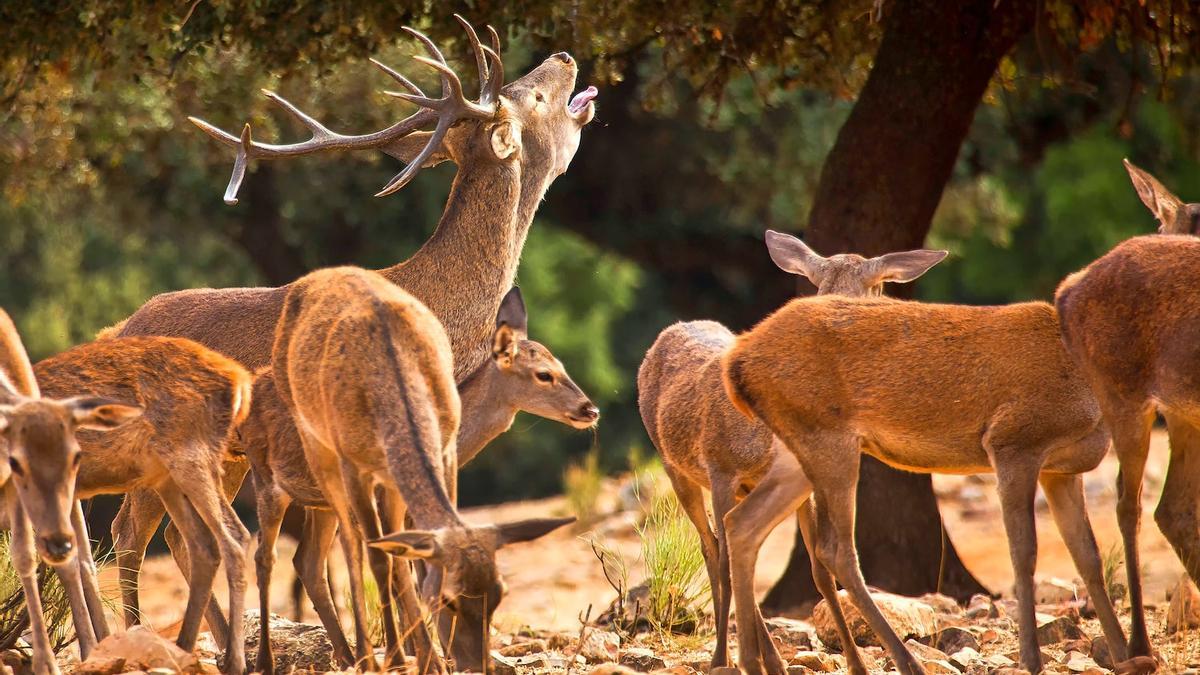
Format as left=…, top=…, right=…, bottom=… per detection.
left=1056, top=234, right=1200, bottom=411
left=723, top=296, right=1099, bottom=471
left=33, top=336, right=252, bottom=496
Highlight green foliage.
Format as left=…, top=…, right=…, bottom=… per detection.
left=0, top=534, right=74, bottom=653
left=635, top=490, right=710, bottom=635
left=563, top=449, right=605, bottom=530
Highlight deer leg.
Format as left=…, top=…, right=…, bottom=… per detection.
left=252, top=473, right=291, bottom=675
left=378, top=490, right=440, bottom=673
left=111, top=488, right=164, bottom=628
left=796, top=498, right=868, bottom=675
left=1041, top=471, right=1128, bottom=662
left=993, top=460, right=1043, bottom=673
left=722, top=451, right=810, bottom=675
left=8, top=494, right=60, bottom=675
left=799, top=436, right=924, bottom=675
left=70, top=499, right=109, bottom=644
left=1107, top=404, right=1155, bottom=657
left=293, top=508, right=355, bottom=667
left=343, top=474, right=405, bottom=670
left=52, top=542, right=98, bottom=660
left=155, top=481, right=221, bottom=655
left=663, top=462, right=727, bottom=668
left=1157, top=413, right=1200, bottom=623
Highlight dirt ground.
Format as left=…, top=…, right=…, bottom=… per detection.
left=98, top=428, right=1200, bottom=671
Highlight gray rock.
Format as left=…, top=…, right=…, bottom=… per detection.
left=765, top=617, right=818, bottom=650
left=619, top=647, right=667, bottom=672
left=241, top=610, right=336, bottom=673
left=812, top=590, right=937, bottom=647
left=934, top=626, right=979, bottom=655
left=579, top=629, right=622, bottom=663
left=1034, top=613, right=1084, bottom=644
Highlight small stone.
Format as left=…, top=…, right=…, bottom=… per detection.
left=766, top=617, right=818, bottom=650
left=965, top=594, right=1000, bottom=619
left=1035, top=614, right=1084, bottom=644
left=993, top=669, right=1032, bottom=675
left=499, top=639, right=547, bottom=657
left=547, top=632, right=574, bottom=650
left=934, top=626, right=979, bottom=655
left=709, top=668, right=741, bottom=675
left=619, top=648, right=667, bottom=672
left=1064, top=654, right=1100, bottom=673
left=77, top=627, right=201, bottom=674
left=589, top=665, right=640, bottom=675
left=920, top=593, right=962, bottom=614
left=73, top=657, right=127, bottom=675
left=979, top=628, right=1002, bottom=644
left=490, top=652, right=519, bottom=675
left=904, top=639, right=949, bottom=662
left=921, top=660, right=962, bottom=675
left=649, top=667, right=692, bottom=675
left=1036, top=577, right=1084, bottom=604
left=1167, top=575, right=1200, bottom=633
left=1089, top=637, right=1113, bottom=669
left=949, top=647, right=981, bottom=670
left=579, top=629, right=621, bottom=663
left=812, top=590, right=937, bottom=647
left=1059, top=639, right=1091, bottom=655
left=986, top=654, right=1017, bottom=668
left=241, top=611, right=336, bottom=673
left=789, top=651, right=839, bottom=672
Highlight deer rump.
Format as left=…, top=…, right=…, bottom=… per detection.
left=723, top=295, right=1102, bottom=475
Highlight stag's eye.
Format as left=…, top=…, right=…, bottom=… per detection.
left=534, top=91, right=545, bottom=103
left=442, top=595, right=459, bottom=613
left=535, top=371, right=554, bottom=384
left=8, top=458, right=22, bottom=477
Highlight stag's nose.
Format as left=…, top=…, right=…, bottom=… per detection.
left=552, top=52, right=574, bottom=66
left=41, top=535, right=73, bottom=562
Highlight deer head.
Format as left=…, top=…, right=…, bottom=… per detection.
left=1124, top=159, right=1200, bottom=235
left=191, top=15, right=596, bottom=204
left=490, top=288, right=598, bottom=429
left=0, top=312, right=140, bottom=565
left=369, top=516, right=575, bottom=672
left=764, top=230, right=947, bottom=297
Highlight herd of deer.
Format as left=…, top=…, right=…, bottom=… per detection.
left=4, top=13, right=1200, bottom=675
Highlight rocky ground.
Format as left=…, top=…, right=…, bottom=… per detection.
left=20, top=430, right=1200, bottom=673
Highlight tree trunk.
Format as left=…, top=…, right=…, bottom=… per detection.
left=762, top=0, right=1038, bottom=613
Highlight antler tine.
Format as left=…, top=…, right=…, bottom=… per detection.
left=411, top=56, right=495, bottom=119
left=371, top=57, right=425, bottom=97
left=261, top=89, right=335, bottom=139
left=484, top=25, right=505, bottom=105
left=453, top=14, right=490, bottom=102
left=402, top=26, right=451, bottom=94
left=376, top=114, right=456, bottom=198
left=224, top=124, right=253, bottom=205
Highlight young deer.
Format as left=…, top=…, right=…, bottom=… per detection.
left=110, top=15, right=597, bottom=633
left=273, top=267, right=573, bottom=674
left=247, top=287, right=597, bottom=673
left=0, top=309, right=141, bottom=675
left=721, top=296, right=1129, bottom=674
left=638, top=231, right=946, bottom=674
left=1053, top=161, right=1200, bottom=660
left=33, top=336, right=253, bottom=675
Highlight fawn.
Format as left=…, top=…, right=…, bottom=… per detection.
left=722, top=295, right=1128, bottom=674
left=0, top=309, right=141, bottom=675
left=638, top=230, right=946, bottom=673
left=273, top=267, right=572, bottom=673
left=247, top=287, right=596, bottom=673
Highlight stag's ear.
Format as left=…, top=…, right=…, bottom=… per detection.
left=368, top=530, right=440, bottom=559
left=489, top=120, right=522, bottom=161
left=0, top=406, right=13, bottom=434
left=495, top=287, right=528, bottom=337
left=1125, top=158, right=1185, bottom=232
left=381, top=131, right=452, bottom=168
left=765, top=230, right=826, bottom=282
left=495, top=516, right=575, bottom=548
left=67, top=397, right=142, bottom=431
left=871, top=249, right=949, bottom=284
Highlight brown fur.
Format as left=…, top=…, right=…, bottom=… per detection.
left=1055, top=233, right=1200, bottom=658
left=637, top=234, right=945, bottom=674
left=33, top=337, right=253, bottom=674
left=272, top=267, right=571, bottom=674
left=721, top=295, right=1127, bottom=674
left=1123, top=159, right=1200, bottom=235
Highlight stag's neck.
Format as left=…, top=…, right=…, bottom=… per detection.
left=380, top=161, right=553, bottom=380
left=455, top=361, right=519, bottom=467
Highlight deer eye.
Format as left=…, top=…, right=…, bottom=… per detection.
left=535, top=371, right=554, bottom=384
left=442, top=595, right=459, bottom=613
left=8, top=458, right=22, bottom=477
left=534, top=91, right=546, bottom=104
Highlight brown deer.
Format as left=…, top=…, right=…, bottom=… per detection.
left=273, top=266, right=573, bottom=673
left=109, top=14, right=596, bottom=638
left=0, top=309, right=141, bottom=675
left=248, top=286, right=597, bottom=673
left=638, top=231, right=946, bottom=674
left=32, top=335, right=253, bottom=674
left=1053, top=162, right=1200, bottom=661
left=721, top=296, right=1129, bottom=674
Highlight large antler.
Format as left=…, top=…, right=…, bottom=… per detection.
left=190, top=15, right=505, bottom=204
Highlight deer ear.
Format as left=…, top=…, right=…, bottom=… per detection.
left=1125, top=158, right=1185, bottom=232
left=368, top=530, right=440, bottom=559
left=495, top=516, right=575, bottom=548
left=495, top=287, right=528, bottom=338
left=381, top=131, right=452, bottom=168
left=489, top=120, right=522, bottom=161
left=871, top=249, right=948, bottom=284
left=68, top=397, right=142, bottom=431
left=764, top=230, right=826, bottom=282
left=492, top=324, right=519, bottom=368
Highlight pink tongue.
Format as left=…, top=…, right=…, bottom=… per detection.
left=569, top=86, right=598, bottom=113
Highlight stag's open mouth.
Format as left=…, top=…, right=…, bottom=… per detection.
left=568, top=86, right=598, bottom=123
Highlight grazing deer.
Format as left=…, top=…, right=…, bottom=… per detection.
left=110, top=14, right=597, bottom=634
left=274, top=267, right=573, bottom=673
left=32, top=336, right=253, bottom=674
left=1053, top=162, right=1200, bottom=661
left=248, top=286, right=597, bottom=673
left=0, top=309, right=141, bottom=675
left=721, top=296, right=1129, bottom=674
left=638, top=231, right=946, bottom=674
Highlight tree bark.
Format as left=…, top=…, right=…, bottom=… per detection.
left=762, top=0, right=1038, bottom=612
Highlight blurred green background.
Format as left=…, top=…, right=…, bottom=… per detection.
left=3, top=2, right=1200, bottom=507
